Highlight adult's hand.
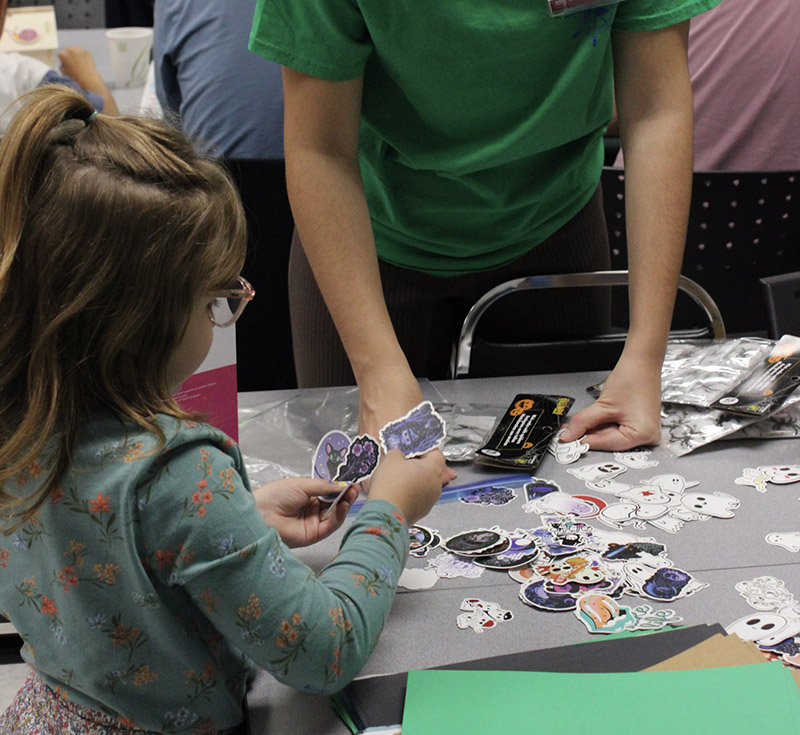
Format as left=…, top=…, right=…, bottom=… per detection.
left=559, top=353, right=662, bottom=451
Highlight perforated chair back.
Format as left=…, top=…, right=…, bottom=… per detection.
left=602, top=168, right=800, bottom=335
left=454, top=271, right=726, bottom=378
left=760, top=271, right=800, bottom=339
left=9, top=0, right=107, bottom=28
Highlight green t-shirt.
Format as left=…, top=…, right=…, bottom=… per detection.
left=251, top=0, right=721, bottom=275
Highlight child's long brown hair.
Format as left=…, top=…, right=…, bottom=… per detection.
left=0, top=87, right=247, bottom=532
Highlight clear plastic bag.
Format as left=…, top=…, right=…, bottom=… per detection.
left=238, top=382, right=503, bottom=484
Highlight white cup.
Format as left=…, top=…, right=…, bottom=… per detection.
left=105, top=27, right=153, bottom=88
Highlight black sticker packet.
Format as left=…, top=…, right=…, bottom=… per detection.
left=710, top=335, right=800, bottom=416
left=475, top=394, right=574, bottom=470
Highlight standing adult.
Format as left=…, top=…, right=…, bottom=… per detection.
left=250, top=0, right=722, bottom=451
left=688, top=0, right=800, bottom=171
left=614, top=0, right=800, bottom=171
left=154, top=0, right=283, bottom=160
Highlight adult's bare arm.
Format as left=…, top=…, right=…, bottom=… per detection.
left=562, top=22, right=693, bottom=450
left=282, top=69, right=423, bottom=436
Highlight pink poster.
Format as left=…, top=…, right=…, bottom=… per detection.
left=174, top=326, right=238, bottom=441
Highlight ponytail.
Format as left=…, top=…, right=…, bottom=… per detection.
left=0, top=88, right=97, bottom=297
left=0, top=86, right=247, bottom=533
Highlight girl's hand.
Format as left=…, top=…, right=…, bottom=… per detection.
left=366, top=449, right=444, bottom=526
left=253, top=478, right=359, bottom=548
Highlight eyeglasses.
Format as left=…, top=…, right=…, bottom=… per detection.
left=208, top=276, right=255, bottom=328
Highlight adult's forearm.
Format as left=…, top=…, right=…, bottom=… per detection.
left=285, top=149, right=408, bottom=384
left=620, top=114, right=692, bottom=364
left=613, top=24, right=694, bottom=366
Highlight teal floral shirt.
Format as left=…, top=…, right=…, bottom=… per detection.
left=0, top=412, right=408, bottom=733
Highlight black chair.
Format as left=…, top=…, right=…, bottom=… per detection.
left=10, top=0, right=107, bottom=29
left=453, top=270, right=725, bottom=378
left=0, top=614, right=23, bottom=665
left=602, top=168, right=800, bottom=336
left=223, top=158, right=297, bottom=392
left=760, top=271, right=800, bottom=339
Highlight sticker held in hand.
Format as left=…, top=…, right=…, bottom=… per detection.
left=318, top=433, right=380, bottom=521
left=379, top=400, right=446, bottom=458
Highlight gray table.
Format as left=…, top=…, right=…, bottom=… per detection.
left=237, top=373, right=800, bottom=734
left=58, top=28, right=148, bottom=114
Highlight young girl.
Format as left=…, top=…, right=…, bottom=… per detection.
left=0, top=87, right=444, bottom=734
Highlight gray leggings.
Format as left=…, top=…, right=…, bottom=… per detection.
left=289, top=185, right=611, bottom=387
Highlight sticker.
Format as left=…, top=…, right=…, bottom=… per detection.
left=456, top=598, right=513, bottom=633
left=574, top=594, right=682, bottom=635
left=531, top=516, right=594, bottom=556
left=585, top=478, right=632, bottom=495
left=313, top=429, right=352, bottom=502
left=547, top=429, right=590, bottom=464
left=726, top=613, right=794, bottom=644
left=508, top=565, right=537, bottom=585
left=766, top=532, right=800, bottom=552
left=397, top=568, right=439, bottom=590
left=473, top=530, right=540, bottom=569
left=735, top=576, right=795, bottom=611
left=674, top=492, right=740, bottom=520
left=379, top=400, right=446, bottom=458
left=425, top=552, right=484, bottom=579
left=519, top=580, right=577, bottom=612
left=458, top=484, right=517, bottom=507
left=523, top=491, right=601, bottom=518
left=614, top=449, right=659, bottom=470
left=12, top=27, right=39, bottom=43
left=409, top=525, right=442, bottom=558
left=566, top=462, right=627, bottom=486
left=443, top=529, right=509, bottom=557
left=758, top=635, right=800, bottom=667
left=600, top=541, right=667, bottom=562
left=333, top=434, right=380, bottom=485
left=534, top=555, right=607, bottom=588
left=735, top=465, right=800, bottom=493
left=523, top=478, right=561, bottom=503
left=574, top=593, right=633, bottom=634
left=639, top=473, right=699, bottom=496
left=623, top=562, right=708, bottom=602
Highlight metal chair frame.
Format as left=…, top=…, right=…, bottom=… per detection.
left=453, top=270, right=726, bottom=378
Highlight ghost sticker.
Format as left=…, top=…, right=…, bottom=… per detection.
left=567, top=461, right=627, bottom=486
left=735, top=576, right=795, bottom=611
left=548, top=429, right=590, bottom=464
left=623, top=562, right=708, bottom=602
left=614, top=449, right=659, bottom=470
left=766, top=532, right=800, bottom=552
left=735, top=465, right=800, bottom=493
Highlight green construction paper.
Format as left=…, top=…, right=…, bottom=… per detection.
left=402, top=664, right=800, bottom=735
left=330, top=693, right=360, bottom=734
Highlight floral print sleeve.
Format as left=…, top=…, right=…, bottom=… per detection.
left=138, top=433, right=408, bottom=696
left=0, top=415, right=408, bottom=731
